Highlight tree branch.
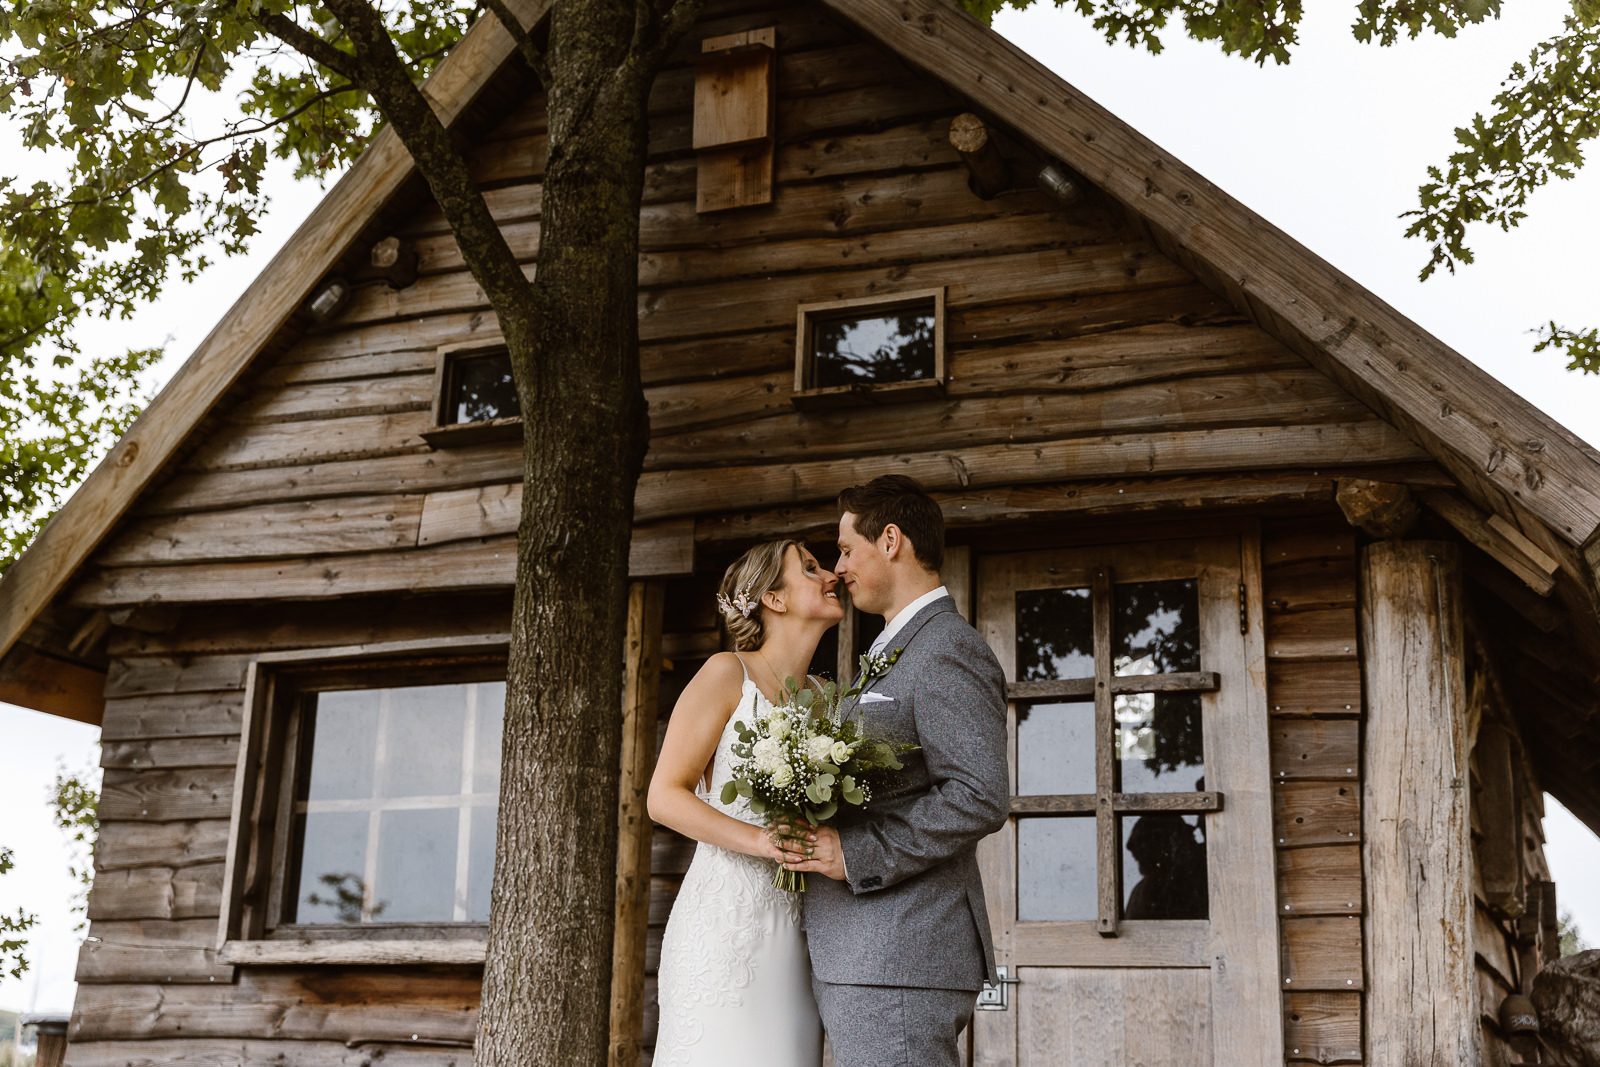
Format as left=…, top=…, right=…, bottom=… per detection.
left=255, top=12, right=363, bottom=82
left=481, top=0, right=551, bottom=89
left=318, top=0, right=536, bottom=332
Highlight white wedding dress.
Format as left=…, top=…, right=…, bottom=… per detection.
left=655, top=667, right=824, bottom=1066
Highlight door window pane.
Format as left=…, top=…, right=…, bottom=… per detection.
left=1121, top=814, right=1207, bottom=920
left=1017, top=701, right=1095, bottom=795
left=287, top=680, right=504, bottom=925
left=1018, top=817, right=1098, bottom=921
left=1114, top=579, right=1199, bottom=676
left=1016, top=587, right=1094, bottom=680
left=1116, top=692, right=1205, bottom=793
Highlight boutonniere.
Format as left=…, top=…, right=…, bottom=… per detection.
left=857, top=647, right=901, bottom=684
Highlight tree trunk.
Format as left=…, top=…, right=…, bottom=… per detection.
left=476, top=2, right=691, bottom=1063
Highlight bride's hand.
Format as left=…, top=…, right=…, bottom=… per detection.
left=754, top=820, right=805, bottom=864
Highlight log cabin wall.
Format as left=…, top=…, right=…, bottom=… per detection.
left=1263, top=517, right=1365, bottom=1067
left=1467, top=630, right=1558, bottom=1066
left=63, top=0, right=1442, bottom=1061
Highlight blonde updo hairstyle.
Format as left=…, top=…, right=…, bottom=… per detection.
left=718, top=539, right=804, bottom=652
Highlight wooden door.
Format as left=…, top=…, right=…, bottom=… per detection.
left=971, top=534, right=1282, bottom=1066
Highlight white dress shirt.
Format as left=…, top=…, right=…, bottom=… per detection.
left=868, top=585, right=949, bottom=656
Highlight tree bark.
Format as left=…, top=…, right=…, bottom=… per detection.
left=262, top=0, right=699, bottom=1058
left=476, top=2, right=698, bottom=1064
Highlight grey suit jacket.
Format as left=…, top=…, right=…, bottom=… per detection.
left=802, top=595, right=1009, bottom=991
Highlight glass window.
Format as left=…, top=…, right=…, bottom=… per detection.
left=1008, top=569, right=1214, bottom=931
left=448, top=350, right=520, bottom=425
left=286, top=681, right=504, bottom=925
left=811, top=306, right=936, bottom=389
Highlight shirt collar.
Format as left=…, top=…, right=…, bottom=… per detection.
left=870, top=585, right=949, bottom=654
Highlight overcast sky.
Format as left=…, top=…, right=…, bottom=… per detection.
left=4, top=0, right=1600, bottom=1015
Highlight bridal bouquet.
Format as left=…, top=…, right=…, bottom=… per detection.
left=720, top=674, right=916, bottom=891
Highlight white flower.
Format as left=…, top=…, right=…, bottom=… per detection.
left=771, top=763, right=795, bottom=787
left=806, top=735, right=836, bottom=764
left=752, top=737, right=782, bottom=771
left=830, top=740, right=853, bottom=765
left=769, top=714, right=792, bottom=741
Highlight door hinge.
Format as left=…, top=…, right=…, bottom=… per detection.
left=1238, top=583, right=1249, bottom=634
left=976, top=965, right=1021, bottom=1011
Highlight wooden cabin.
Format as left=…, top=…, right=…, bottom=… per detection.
left=1, top=0, right=1597, bottom=1062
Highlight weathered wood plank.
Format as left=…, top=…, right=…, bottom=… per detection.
left=1274, top=781, right=1360, bottom=848
left=101, top=495, right=426, bottom=566
left=1474, top=902, right=1517, bottom=992
left=637, top=421, right=1428, bottom=522
left=102, top=736, right=239, bottom=770
left=86, top=864, right=224, bottom=921
left=105, top=658, right=252, bottom=699
left=1361, top=541, right=1477, bottom=1063
left=70, top=970, right=481, bottom=1042
left=181, top=411, right=433, bottom=472
left=1268, top=660, right=1362, bottom=717
left=1284, top=993, right=1363, bottom=1065
left=1270, top=719, right=1358, bottom=781
left=100, top=692, right=244, bottom=741
left=647, top=369, right=1367, bottom=469
left=94, top=820, right=232, bottom=870
left=65, top=1039, right=476, bottom=1067
left=1282, top=916, right=1364, bottom=991
left=77, top=919, right=233, bottom=984
left=1266, top=608, right=1358, bottom=662
left=227, top=372, right=435, bottom=424
left=106, top=595, right=510, bottom=657
left=1264, top=529, right=1357, bottom=568
left=1277, top=845, right=1362, bottom=917
left=1263, top=562, right=1359, bottom=615
left=99, top=767, right=233, bottom=822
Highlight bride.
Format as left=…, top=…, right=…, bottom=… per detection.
left=647, top=538, right=844, bottom=1065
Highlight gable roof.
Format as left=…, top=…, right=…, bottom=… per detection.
left=3, top=0, right=1599, bottom=718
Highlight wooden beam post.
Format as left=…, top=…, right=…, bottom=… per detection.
left=948, top=113, right=1011, bottom=199
left=610, top=579, right=665, bottom=1067
left=1360, top=541, right=1479, bottom=1065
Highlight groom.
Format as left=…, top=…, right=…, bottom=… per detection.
left=778, top=474, right=1009, bottom=1067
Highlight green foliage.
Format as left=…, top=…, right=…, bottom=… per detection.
left=1559, top=907, right=1591, bottom=956
left=49, top=758, right=100, bottom=935
left=0, top=0, right=483, bottom=566
left=0, top=847, right=37, bottom=981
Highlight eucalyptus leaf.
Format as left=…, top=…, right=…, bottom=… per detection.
left=720, top=782, right=739, bottom=805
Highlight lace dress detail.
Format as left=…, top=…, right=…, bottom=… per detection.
left=655, top=673, right=822, bottom=1066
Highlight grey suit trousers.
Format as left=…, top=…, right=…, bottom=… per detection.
left=812, top=978, right=976, bottom=1067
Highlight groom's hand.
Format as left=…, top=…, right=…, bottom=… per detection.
left=780, top=824, right=846, bottom=881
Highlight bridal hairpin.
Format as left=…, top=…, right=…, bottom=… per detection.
left=716, top=589, right=759, bottom=619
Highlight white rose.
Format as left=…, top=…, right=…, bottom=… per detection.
left=752, top=737, right=781, bottom=771
left=807, top=735, right=836, bottom=764
left=770, top=763, right=795, bottom=787
left=769, top=714, right=791, bottom=740
left=830, top=740, right=853, bottom=765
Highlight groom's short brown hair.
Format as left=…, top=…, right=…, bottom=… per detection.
left=838, top=475, right=944, bottom=572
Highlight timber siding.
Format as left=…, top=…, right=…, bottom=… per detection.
left=58, top=1, right=1519, bottom=1063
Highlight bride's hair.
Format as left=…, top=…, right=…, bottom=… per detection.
left=717, top=539, right=802, bottom=651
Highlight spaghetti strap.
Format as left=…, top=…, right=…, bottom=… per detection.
left=732, top=652, right=752, bottom=684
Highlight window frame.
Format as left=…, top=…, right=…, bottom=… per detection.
left=217, top=634, right=509, bottom=966
left=422, top=340, right=522, bottom=447
left=792, top=287, right=946, bottom=409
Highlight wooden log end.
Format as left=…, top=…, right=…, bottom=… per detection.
left=1335, top=478, right=1419, bottom=539
left=948, top=113, right=1011, bottom=200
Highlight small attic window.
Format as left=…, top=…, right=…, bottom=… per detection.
left=423, top=343, right=522, bottom=447
left=792, top=289, right=945, bottom=410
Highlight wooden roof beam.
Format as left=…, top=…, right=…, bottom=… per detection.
left=1420, top=490, right=1560, bottom=596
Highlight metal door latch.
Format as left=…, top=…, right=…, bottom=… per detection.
left=976, top=965, right=1021, bottom=1011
